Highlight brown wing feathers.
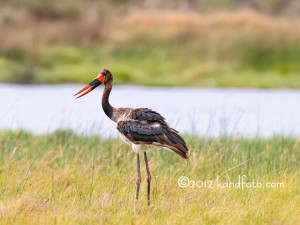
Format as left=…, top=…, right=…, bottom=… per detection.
left=117, top=120, right=189, bottom=159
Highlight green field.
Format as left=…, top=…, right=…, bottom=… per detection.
left=0, top=130, right=299, bottom=224
left=1, top=3, right=300, bottom=88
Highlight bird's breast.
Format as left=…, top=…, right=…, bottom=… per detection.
left=119, top=132, right=132, bottom=146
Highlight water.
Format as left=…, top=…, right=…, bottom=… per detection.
left=0, top=84, right=299, bottom=137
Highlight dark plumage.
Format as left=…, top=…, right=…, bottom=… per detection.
left=132, top=108, right=165, bottom=121
left=117, top=118, right=188, bottom=159
left=75, top=68, right=189, bottom=204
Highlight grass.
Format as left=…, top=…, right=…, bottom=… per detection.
left=1, top=9, right=300, bottom=88
left=0, top=130, right=299, bottom=224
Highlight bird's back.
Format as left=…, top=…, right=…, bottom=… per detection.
left=115, top=107, right=189, bottom=158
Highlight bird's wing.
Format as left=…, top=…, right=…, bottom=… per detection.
left=117, top=120, right=188, bottom=158
left=131, top=108, right=165, bottom=122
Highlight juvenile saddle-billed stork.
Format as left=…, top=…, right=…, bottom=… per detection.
left=75, top=69, right=188, bottom=204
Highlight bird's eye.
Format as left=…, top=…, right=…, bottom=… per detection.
left=102, top=68, right=109, bottom=75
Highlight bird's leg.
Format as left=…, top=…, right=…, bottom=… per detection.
left=144, top=152, right=151, bottom=205
left=136, top=153, right=141, bottom=202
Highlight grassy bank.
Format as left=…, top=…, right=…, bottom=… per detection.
left=1, top=8, right=300, bottom=87
left=0, top=130, right=299, bottom=224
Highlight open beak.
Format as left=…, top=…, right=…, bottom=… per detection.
left=74, top=74, right=104, bottom=99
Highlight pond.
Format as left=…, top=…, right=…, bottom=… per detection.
left=0, top=84, right=299, bottom=137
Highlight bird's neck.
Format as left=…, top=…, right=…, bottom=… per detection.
left=102, top=82, right=114, bottom=119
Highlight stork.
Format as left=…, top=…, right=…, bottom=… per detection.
left=75, top=69, right=188, bottom=204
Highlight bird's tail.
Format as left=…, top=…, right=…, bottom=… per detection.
left=159, top=129, right=189, bottom=159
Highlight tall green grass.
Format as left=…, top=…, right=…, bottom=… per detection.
left=0, top=130, right=299, bottom=224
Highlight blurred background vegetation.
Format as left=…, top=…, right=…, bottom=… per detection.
left=1, top=0, right=300, bottom=87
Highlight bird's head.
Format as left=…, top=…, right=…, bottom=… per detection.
left=74, top=69, right=113, bottom=99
